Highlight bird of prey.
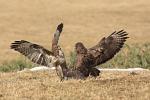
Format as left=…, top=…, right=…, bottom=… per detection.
left=11, top=23, right=68, bottom=80
left=10, top=23, right=129, bottom=80
left=74, top=30, right=129, bottom=77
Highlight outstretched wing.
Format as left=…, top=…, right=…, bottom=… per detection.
left=10, top=40, right=57, bottom=67
left=88, top=30, right=129, bottom=66
left=51, top=23, right=68, bottom=80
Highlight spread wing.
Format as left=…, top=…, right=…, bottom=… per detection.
left=88, top=30, right=129, bottom=66
left=10, top=40, right=57, bottom=67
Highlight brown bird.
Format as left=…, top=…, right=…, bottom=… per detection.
left=11, top=23, right=67, bottom=80
left=74, top=30, right=129, bottom=78
left=10, top=23, right=129, bottom=80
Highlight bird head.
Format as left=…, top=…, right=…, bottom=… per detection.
left=75, top=42, right=87, bottom=54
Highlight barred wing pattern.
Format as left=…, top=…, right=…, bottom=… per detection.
left=10, top=23, right=68, bottom=81
left=10, top=22, right=129, bottom=80
left=89, top=30, right=129, bottom=66
left=10, top=40, right=57, bottom=67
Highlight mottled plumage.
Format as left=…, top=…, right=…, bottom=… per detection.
left=89, top=30, right=129, bottom=66
left=10, top=23, right=129, bottom=80
left=74, top=30, right=129, bottom=77
left=11, top=23, right=67, bottom=81
left=11, top=40, right=56, bottom=67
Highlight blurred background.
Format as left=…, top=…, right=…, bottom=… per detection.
left=0, top=0, right=149, bottom=69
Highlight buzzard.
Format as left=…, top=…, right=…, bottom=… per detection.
left=10, top=23, right=129, bottom=80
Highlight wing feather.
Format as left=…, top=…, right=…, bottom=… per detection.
left=88, top=30, right=129, bottom=66
left=10, top=40, right=56, bottom=67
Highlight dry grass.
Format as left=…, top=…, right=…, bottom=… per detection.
left=0, top=0, right=150, bottom=99
left=0, top=70, right=150, bottom=100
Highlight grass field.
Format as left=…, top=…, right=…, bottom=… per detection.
left=0, top=70, right=150, bottom=100
left=0, top=0, right=150, bottom=99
